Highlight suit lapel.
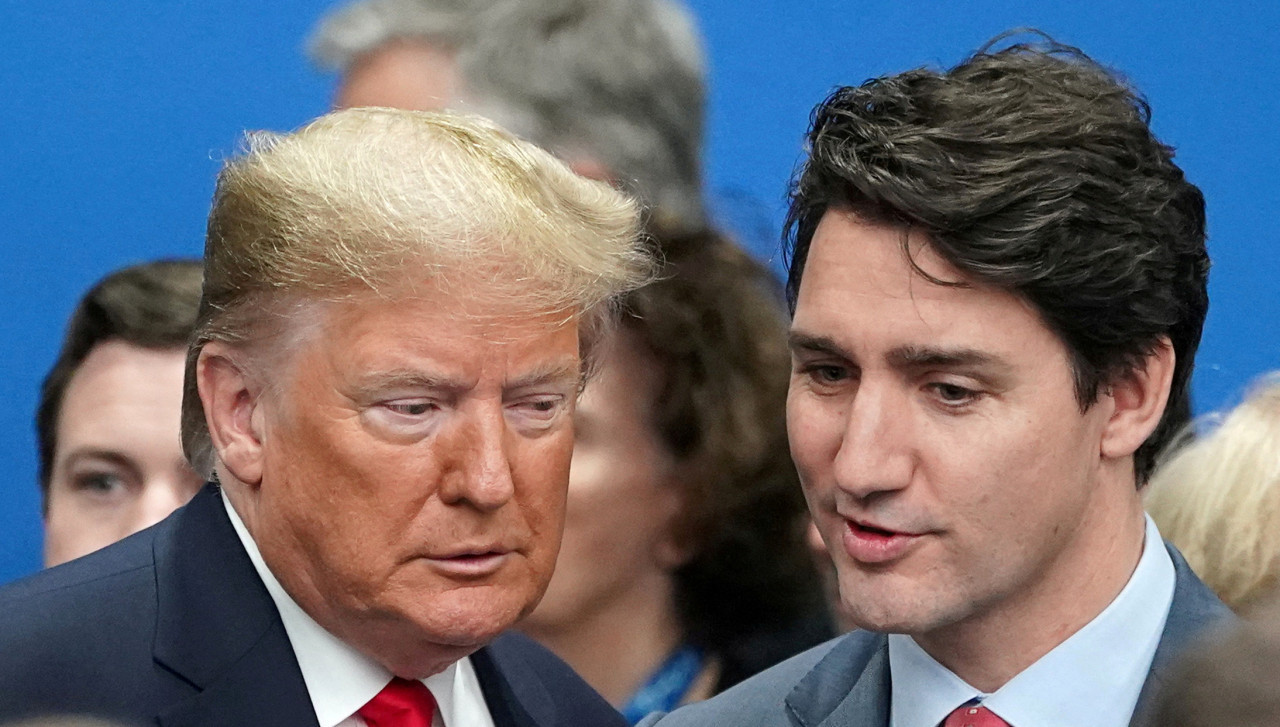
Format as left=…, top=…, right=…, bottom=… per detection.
left=156, top=634, right=318, bottom=727
left=1129, top=542, right=1234, bottom=726
left=773, top=545, right=1229, bottom=727
left=151, top=484, right=318, bottom=727
left=471, top=637, right=558, bottom=727
left=786, top=632, right=890, bottom=727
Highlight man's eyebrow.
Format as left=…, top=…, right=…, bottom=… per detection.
left=787, top=335, right=1011, bottom=375
left=886, top=345, right=1008, bottom=372
left=355, top=360, right=582, bottom=393
left=788, top=332, right=851, bottom=359
left=355, top=369, right=458, bottom=393
left=506, top=358, right=582, bottom=390
left=61, top=448, right=137, bottom=471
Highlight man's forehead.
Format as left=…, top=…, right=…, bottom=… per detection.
left=807, top=211, right=969, bottom=290
left=322, top=278, right=580, bottom=326
left=793, top=211, right=1055, bottom=361
left=303, top=305, right=583, bottom=399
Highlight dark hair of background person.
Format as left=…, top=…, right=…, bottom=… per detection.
left=783, top=34, right=1210, bottom=484
left=625, top=226, right=830, bottom=689
left=35, top=260, right=203, bottom=511
left=1153, top=591, right=1280, bottom=727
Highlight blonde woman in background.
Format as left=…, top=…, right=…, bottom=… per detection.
left=1146, top=373, right=1280, bottom=611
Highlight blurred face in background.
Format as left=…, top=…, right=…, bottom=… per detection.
left=43, top=341, right=204, bottom=566
left=523, top=328, right=685, bottom=633
left=331, top=40, right=615, bottom=186
left=336, top=40, right=459, bottom=111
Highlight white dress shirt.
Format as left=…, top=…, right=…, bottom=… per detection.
left=888, top=515, right=1175, bottom=727
left=223, top=492, right=497, bottom=727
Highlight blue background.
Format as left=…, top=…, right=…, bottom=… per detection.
left=2, top=1, right=1277, bottom=583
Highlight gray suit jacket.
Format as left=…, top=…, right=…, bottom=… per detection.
left=643, top=543, right=1231, bottom=727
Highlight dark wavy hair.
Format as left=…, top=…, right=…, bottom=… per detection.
left=784, top=34, right=1210, bottom=484
left=622, top=227, right=828, bottom=687
left=36, top=260, right=204, bottom=510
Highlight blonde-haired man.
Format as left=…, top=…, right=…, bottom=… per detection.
left=0, top=108, right=651, bottom=726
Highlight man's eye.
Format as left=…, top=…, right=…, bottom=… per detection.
left=930, top=382, right=979, bottom=405
left=513, top=396, right=564, bottom=420
left=801, top=363, right=848, bottom=384
left=384, top=401, right=434, bottom=416
left=73, top=473, right=126, bottom=495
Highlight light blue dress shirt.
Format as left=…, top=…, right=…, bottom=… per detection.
left=888, top=515, right=1175, bottom=727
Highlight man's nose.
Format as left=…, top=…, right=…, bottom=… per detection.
left=438, top=405, right=516, bottom=511
left=832, top=381, right=914, bottom=499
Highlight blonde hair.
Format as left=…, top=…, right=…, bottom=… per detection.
left=1146, top=373, right=1280, bottom=610
left=182, top=107, right=650, bottom=476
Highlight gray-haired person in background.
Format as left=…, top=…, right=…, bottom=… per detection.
left=308, top=0, right=708, bottom=233
left=37, top=260, right=205, bottom=567
left=310, top=0, right=486, bottom=113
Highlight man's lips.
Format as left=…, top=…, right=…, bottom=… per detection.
left=840, top=519, right=924, bottom=565
left=423, top=546, right=515, bottom=578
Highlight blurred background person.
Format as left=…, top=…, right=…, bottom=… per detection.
left=309, top=0, right=488, bottom=112
left=1153, top=589, right=1280, bottom=726
left=457, top=0, right=707, bottom=234
left=1145, top=373, right=1280, bottom=611
left=308, top=0, right=708, bottom=234
left=37, top=260, right=204, bottom=567
left=518, top=229, right=830, bottom=719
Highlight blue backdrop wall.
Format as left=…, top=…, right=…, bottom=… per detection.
left=2, top=1, right=1277, bottom=583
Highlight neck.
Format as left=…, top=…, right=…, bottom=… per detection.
left=520, top=572, right=685, bottom=705
left=917, top=481, right=1148, bottom=693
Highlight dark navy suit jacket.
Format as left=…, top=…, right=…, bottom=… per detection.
left=643, top=543, right=1233, bottom=727
left=0, top=484, right=626, bottom=727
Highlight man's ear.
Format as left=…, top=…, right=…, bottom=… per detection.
left=197, top=342, right=266, bottom=488
left=1100, top=337, right=1176, bottom=461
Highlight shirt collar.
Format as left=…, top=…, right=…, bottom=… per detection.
left=889, top=515, right=1176, bottom=727
left=221, top=491, right=489, bottom=727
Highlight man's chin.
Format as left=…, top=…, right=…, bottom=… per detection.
left=363, top=618, right=504, bottom=680
left=345, top=590, right=533, bottom=676
left=837, top=583, right=954, bottom=635
left=412, top=590, right=533, bottom=642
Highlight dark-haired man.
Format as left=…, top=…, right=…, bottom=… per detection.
left=38, top=260, right=205, bottom=567
left=644, top=37, right=1230, bottom=727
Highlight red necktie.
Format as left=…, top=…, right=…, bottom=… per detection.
left=943, top=703, right=1010, bottom=727
left=357, top=677, right=439, bottom=727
